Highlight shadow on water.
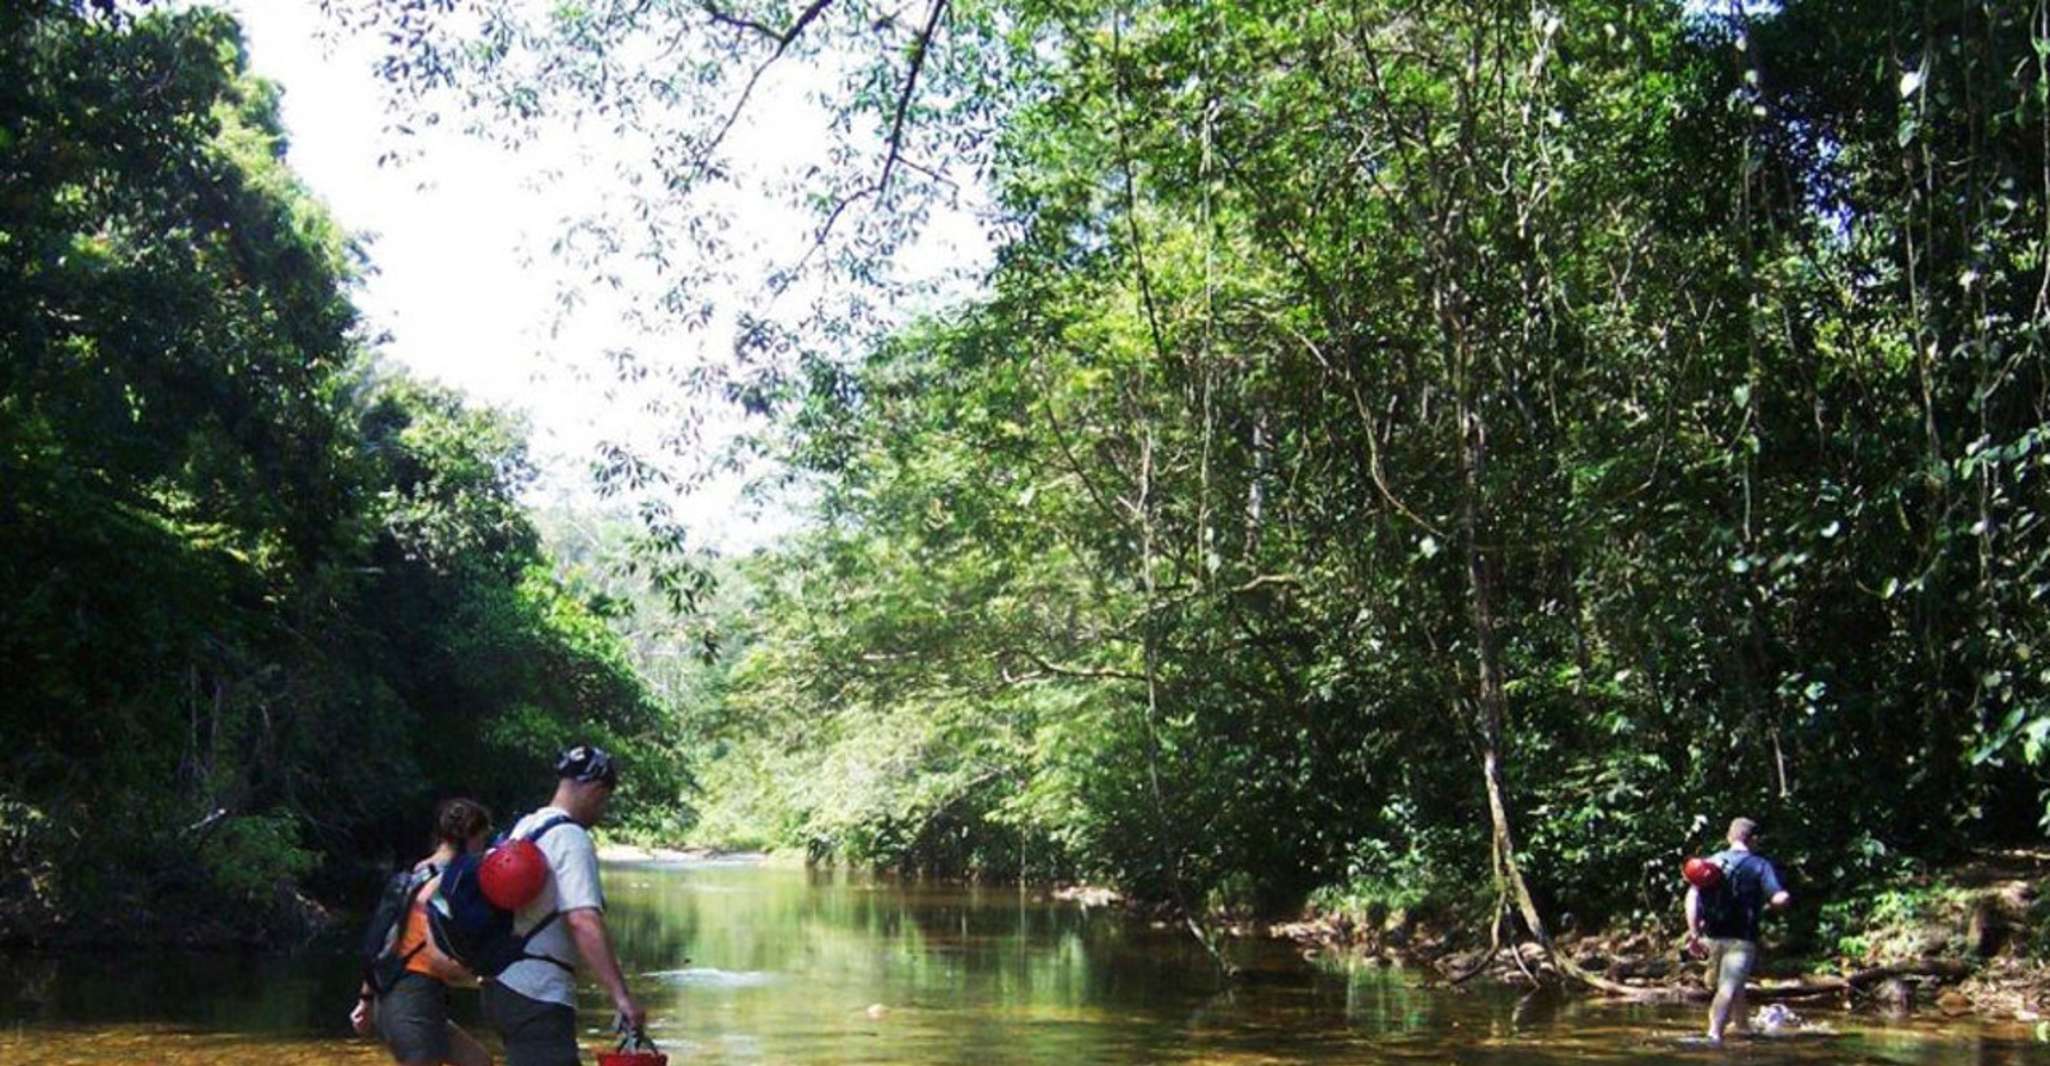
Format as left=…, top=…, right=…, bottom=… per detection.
left=4, top=860, right=2044, bottom=1063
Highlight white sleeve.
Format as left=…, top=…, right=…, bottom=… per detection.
left=547, top=825, right=605, bottom=913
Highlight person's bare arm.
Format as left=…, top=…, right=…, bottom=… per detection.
left=564, top=907, right=645, bottom=1030
left=349, top=983, right=375, bottom=1036
left=1684, top=885, right=1701, bottom=934
left=1768, top=890, right=1791, bottom=909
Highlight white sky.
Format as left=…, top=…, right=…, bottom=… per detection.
left=225, top=1, right=991, bottom=552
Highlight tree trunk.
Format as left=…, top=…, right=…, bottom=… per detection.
left=1456, top=349, right=1652, bottom=998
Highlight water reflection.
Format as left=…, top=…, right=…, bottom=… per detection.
left=2, top=859, right=2043, bottom=1063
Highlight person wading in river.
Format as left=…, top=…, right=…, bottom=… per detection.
left=1685, top=816, right=1791, bottom=1044
left=352, top=797, right=495, bottom=1066
left=485, top=745, right=649, bottom=1066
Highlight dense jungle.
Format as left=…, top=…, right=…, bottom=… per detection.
left=5, top=0, right=2050, bottom=1007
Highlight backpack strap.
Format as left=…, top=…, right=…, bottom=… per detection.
left=1723, top=852, right=1759, bottom=889
left=1706, top=853, right=1765, bottom=940
left=395, top=940, right=429, bottom=970
left=394, top=862, right=442, bottom=968
left=506, top=813, right=583, bottom=973
left=521, top=813, right=580, bottom=842
left=514, top=909, right=578, bottom=972
left=367, top=863, right=444, bottom=994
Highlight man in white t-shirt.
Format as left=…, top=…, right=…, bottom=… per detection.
left=483, top=744, right=648, bottom=1066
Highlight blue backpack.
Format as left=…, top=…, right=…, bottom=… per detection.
left=1698, top=852, right=1762, bottom=938
left=426, top=813, right=577, bottom=977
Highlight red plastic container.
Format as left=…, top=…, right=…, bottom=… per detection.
left=597, top=1052, right=667, bottom=1066
left=598, top=1027, right=666, bottom=1066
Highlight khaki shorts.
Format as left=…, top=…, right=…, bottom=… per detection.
left=1703, top=937, right=1758, bottom=999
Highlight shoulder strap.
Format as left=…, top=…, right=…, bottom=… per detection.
left=1719, top=853, right=1766, bottom=910
left=400, top=862, right=438, bottom=931
left=366, top=865, right=442, bottom=992
left=497, top=891, right=579, bottom=974
left=514, top=909, right=577, bottom=971
left=503, top=815, right=583, bottom=972
left=520, top=812, right=581, bottom=843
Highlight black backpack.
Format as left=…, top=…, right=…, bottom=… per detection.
left=425, top=813, right=577, bottom=978
left=1697, top=853, right=1760, bottom=938
left=358, top=863, right=438, bottom=995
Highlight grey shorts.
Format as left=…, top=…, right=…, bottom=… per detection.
left=375, top=972, right=451, bottom=1063
left=484, top=981, right=581, bottom=1066
left=1704, top=937, right=1759, bottom=998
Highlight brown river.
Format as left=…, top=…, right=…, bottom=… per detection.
left=1, top=858, right=2041, bottom=1063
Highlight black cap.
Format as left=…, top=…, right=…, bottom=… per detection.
left=555, top=744, right=618, bottom=787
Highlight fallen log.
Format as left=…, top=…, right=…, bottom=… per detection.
left=1726, top=959, right=1977, bottom=1003
left=1440, top=944, right=1975, bottom=1003
left=1837, top=959, right=1975, bottom=987
left=1564, top=958, right=1978, bottom=1003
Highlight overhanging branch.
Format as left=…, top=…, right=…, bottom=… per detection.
left=686, top=0, right=838, bottom=187
left=877, top=0, right=949, bottom=200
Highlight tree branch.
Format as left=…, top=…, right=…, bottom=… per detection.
left=876, top=0, right=949, bottom=200
left=1021, top=651, right=1147, bottom=683
left=697, top=1, right=783, bottom=43
left=685, top=0, right=838, bottom=189
left=771, top=0, right=947, bottom=285
left=698, top=0, right=833, bottom=47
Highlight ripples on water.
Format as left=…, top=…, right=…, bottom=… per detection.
left=643, top=966, right=777, bottom=988
left=3, top=860, right=2042, bottom=1063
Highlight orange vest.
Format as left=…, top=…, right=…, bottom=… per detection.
left=395, top=872, right=470, bottom=983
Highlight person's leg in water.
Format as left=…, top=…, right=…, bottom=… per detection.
left=444, top=1022, right=492, bottom=1066
left=1706, top=939, right=1758, bottom=1042
left=1725, top=978, right=1749, bottom=1037
left=1700, top=939, right=1724, bottom=1040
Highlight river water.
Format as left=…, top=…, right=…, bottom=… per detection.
left=1, top=858, right=2040, bottom=1063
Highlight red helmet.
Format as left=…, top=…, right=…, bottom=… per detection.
left=1683, top=856, right=1723, bottom=890
left=479, top=839, right=550, bottom=909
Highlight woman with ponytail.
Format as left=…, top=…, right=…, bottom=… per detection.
left=351, top=798, right=496, bottom=1066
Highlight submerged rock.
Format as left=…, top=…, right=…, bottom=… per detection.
left=1870, top=977, right=1914, bottom=1014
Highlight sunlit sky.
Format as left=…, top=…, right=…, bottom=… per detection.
left=223, top=1, right=990, bottom=551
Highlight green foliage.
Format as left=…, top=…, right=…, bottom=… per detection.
left=1306, top=831, right=1446, bottom=930
left=197, top=811, right=321, bottom=906
left=0, top=3, right=689, bottom=941
left=1809, top=877, right=1998, bottom=966
left=656, top=0, right=2050, bottom=931
left=20, top=0, right=2050, bottom=954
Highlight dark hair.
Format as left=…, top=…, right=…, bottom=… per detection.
left=434, top=797, right=493, bottom=846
